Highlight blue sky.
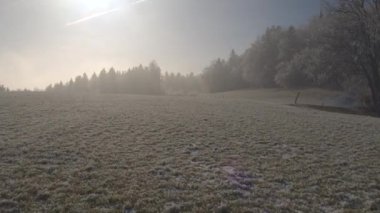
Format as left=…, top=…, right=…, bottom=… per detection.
left=0, top=0, right=321, bottom=89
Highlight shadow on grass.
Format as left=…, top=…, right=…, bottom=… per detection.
left=289, top=104, right=379, bottom=118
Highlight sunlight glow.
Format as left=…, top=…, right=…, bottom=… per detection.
left=78, top=0, right=113, bottom=11
left=66, top=0, right=149, bottom=26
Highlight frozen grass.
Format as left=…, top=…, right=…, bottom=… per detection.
left=0, top=91, right=379, bottom=212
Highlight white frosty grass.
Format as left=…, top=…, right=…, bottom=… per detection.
left=0, top=91, right=379, bottom=212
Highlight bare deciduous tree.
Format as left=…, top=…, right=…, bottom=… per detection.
left=329, top=0, right=380, bottom=112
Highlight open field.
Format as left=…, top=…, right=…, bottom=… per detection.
left=0, top=91, right=380, bottom=212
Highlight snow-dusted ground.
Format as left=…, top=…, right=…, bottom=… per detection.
left=0, top=92, right=379, bottom=212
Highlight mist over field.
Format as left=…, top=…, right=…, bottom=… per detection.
left=1, top=0, right=380, bottom=212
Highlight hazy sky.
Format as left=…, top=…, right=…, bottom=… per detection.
left=0, top=0, right=320, bottom=90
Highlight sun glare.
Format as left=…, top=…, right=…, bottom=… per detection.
left=78, top=0, right=113, bottom=11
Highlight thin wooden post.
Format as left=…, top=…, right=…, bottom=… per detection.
left=294, top=92, right=301, bottom=105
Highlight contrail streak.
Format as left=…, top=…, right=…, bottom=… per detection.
left=66, top=8, right=121, bottom=26
left=66, top=0, right=149, bottom=26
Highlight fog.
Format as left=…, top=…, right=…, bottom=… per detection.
left=0, top=0, right=320, bottom=90
left=1, top=1, right=380, bottom=212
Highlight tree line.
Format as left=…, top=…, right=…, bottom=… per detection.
left=46, top=61, right=203, bottom=95
left=162, top=72, right=204, bottom=94
left=44, top=0, right=379, bottom=113
left=0, top=84, right=10, bottom=92
left=47, top=62, right=162, bottom=95
left=202, top=0, right=380, bottom=113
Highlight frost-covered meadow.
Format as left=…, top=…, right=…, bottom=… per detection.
left=0, top=92, right=379, bottom=212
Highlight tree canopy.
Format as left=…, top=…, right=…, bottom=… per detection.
left=202, top=0, right=380, bottom=113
